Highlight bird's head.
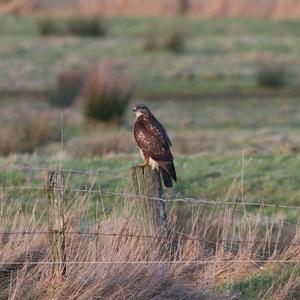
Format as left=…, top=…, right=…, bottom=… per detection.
left=133, top=104, right=151, bottom=118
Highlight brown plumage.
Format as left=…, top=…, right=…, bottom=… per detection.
left=133, top=104, right=177, bottom=188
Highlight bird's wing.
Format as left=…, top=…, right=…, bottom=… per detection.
left=134, top=116, right=173, bottom=162
left=151, top=116, right=172, bottom=147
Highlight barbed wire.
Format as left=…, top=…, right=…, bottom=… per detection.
left=9, top=164, right=300, bottom=182
left=1, top=167, right=299, bottom=269
left=1, top=260, right=299, bottom=265
left=1, top=185, right=300, bottom=210
left=9, top=165, right=124, bottom=177
left=0, top=230, right=299, bottom=247
left=5, top=165, right=128, bottom=184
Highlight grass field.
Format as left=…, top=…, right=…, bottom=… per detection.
left=0, top=16, right=300, bottom=97
left=0, top=15, right=300, bottom=300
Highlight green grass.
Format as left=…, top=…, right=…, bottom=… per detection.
left=1, top=96, right=300, bottom=223
left=1, top=152, right=300, bottom=222
left=230, top=266, right=300, bottom=299
left=0, top=16, right=300, bottom=97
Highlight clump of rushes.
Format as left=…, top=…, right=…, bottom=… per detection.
left=67, top=16, right=106, bottom=37
left=143, top=29, right=185, bottom=53
left=256, top=58, right=287, bottom=87
left=38, top=16, right=106, bottom=37
left=38, top=17, right=62, bottom=36
left=143, top=32, right=160, bottom=51
left=164, top=29, right=185, bottom=53
left=48, top=69, right=84, bottom=108
left=82, top=59, right=133, bottom=122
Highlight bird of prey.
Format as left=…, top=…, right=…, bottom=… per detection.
left=133, top=104, right=177, bottom=188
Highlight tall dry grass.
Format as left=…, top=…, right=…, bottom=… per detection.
left=0, top=184, right=299, bottom=299
left=81, top=59, right=133, bottom=122
left=0, top=106, right=61, bottom=155
left=143, top=29, right=185, bottom=53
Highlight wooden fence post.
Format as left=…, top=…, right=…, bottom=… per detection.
left=131, top=166, right=167, bottom=235
left=46, top=170, right=66, bottom=282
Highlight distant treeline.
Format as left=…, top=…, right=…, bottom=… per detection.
left=2, top=0, right=300, bottom=18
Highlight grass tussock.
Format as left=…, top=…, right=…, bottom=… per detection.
left=165, top=29, right=185, bottom=53
left=37, top=17, right=61, bottom=36
left=0, top=184, right=299, bottom=299
left=81, top=59, right=133, bottom=122
left=38, top=16, right=106, bottom=37
left=48, top=68, right=84, bottom=108
left=143, top=31, right=160, bottom=52
left=67, top=16, right=106, bottom=37
left=144, top=29, right=185, bottom=53
left=0, top=106, right=61, bottom=155
left=256, top=57, right=287, bottom=88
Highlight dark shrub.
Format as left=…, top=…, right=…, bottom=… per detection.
left=38, top=16, right=106, bottom=37
left=164, top=30, right=185, bottom=53
left=82, top=59, right=133, bottom=122
left=68, top=17, right=106, bottom=37
left=38, top=17, right=62, bottom=36
left=256, top=61, right=286, bottom=87
left=48, top=69, right=84, bottom=108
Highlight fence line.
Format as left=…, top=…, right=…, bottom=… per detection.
left=10, top=165, right=300, bottom=182
left=1, top=185, right=300, bottom=210
left=0, top=167, right=299, bottom=283
left=1, top=260, right=299, bottom=265
left=0, top=231, right=299, bottom=247
left=10, top=165, right=127, bottom=179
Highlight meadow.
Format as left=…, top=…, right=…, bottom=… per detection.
left=0, top=15, right=300, bottom=299
left=1, top=16, right=300, bottom=97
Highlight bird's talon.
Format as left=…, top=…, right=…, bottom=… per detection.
left=138, top=160, right=149, bottom=168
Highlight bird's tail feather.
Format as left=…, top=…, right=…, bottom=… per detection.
left=159, top=166, right=173, bottom=188
left=158, top=161, right=177, bottom=188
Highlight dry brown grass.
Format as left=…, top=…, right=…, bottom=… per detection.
left=81, top=59, right=133, bottom=122
left=143, top=29, right=185, bottom=53
left=67, top=129, right=135, bottom=158
left=6, top=0, right=300, bottom=18
left=0, top=105, right=61, bottom=155
left=0, top=186, right=299, bottom=299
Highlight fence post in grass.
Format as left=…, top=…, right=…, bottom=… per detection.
left=46, top=170, right=66, bottom=282
left=130, top=166, right=167, bottom=235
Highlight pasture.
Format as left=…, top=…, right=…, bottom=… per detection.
left=1, top=16, right=300, bottom=97
left=0, top=15, right=300, bottom=300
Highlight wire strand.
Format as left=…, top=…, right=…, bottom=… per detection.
left=0, top=231, right=299, bottom=247
left=1, top=260, right=299, bottom=265
left=1, top=185, right=300, bottom=210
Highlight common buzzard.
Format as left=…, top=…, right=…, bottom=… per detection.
left=133, top=104, right=177, bottom=188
